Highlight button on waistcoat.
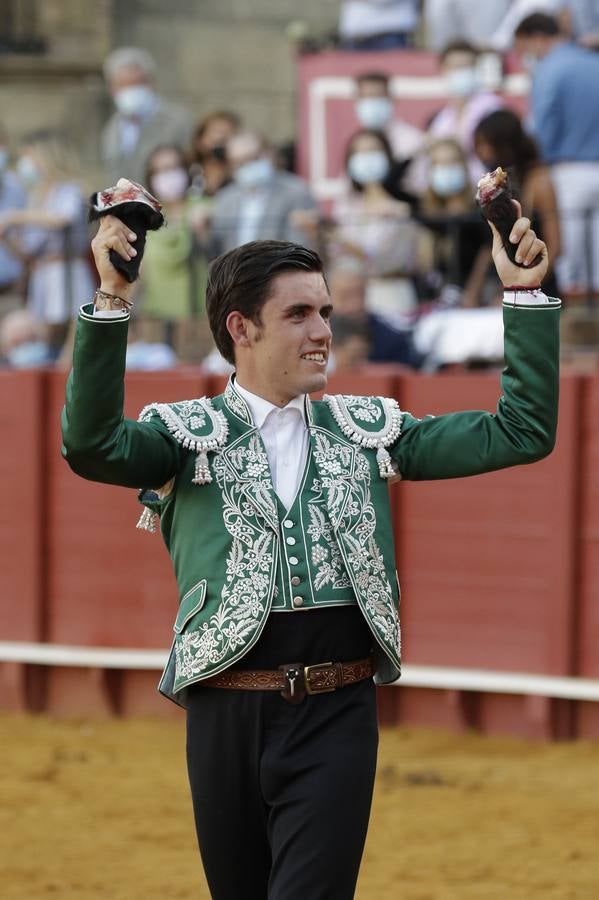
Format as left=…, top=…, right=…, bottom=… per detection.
left=271, top=454, right=358, bottom=612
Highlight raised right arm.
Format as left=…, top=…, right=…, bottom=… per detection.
left=61, top=215, right=182, bottom=488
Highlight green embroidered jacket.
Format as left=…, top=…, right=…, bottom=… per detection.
left=62, top=294, right=560, bottom=706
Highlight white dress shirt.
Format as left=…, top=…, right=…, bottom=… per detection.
left=235, top=381, right=309, bottom=512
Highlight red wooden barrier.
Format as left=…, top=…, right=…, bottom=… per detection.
left=43, top=368, right=207, bottom=717
left=0, top=370, right=44, bottom=711
left=576, top=376, right=599, bottom=738
left=393, top=372, right=581, bottom=738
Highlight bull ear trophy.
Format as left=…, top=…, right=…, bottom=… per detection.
left=89, top=178, right=165, bottom=282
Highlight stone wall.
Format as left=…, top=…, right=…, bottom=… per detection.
left=0, top=0, right=339, bottom=178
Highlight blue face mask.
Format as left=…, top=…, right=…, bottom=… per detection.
left=445, top=67, right=478, bottom=98
left=355, top=97, right=393, bottom=130
left=430, top=164, right=468, bottom=197
left=16, top=155, right=40, bottom=188
left=234, top=156, right=274, bottom=188
left=6, top=341, right=50, bottom=368
left=348, top=150, right=390, bottom=186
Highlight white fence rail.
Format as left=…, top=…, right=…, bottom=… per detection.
left=2, top=641, right=599, bottom=702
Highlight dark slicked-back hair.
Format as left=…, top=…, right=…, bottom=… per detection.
left=515, top=13, right=560, bottom=37
left=206, top=240, right=327, bottom=365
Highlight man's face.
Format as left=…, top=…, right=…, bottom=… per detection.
left=233, top=270, right=333, bottom=406
left=227, top=134, right=263, bottom=173
left=108, top=65, right=150, bottom=96
left=356, top=78, right=388, bottom=100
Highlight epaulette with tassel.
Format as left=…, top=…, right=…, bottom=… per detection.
left=136, top=399, right=228, bottom=532
left=323, top=394, right=403, bottom=480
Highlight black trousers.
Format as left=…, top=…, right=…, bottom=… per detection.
left=185, top=608, right=379, bottom=900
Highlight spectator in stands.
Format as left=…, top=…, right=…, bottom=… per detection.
left=417, top=137, right=491, bottom=307
left=474, top=109, right=561, bottom=298
left=137, top=144, right=212, bottom=364
left=208, top=130, right=318, bottom=257
left=0, top=129, right=94, bottom=355
left=331, top=129, right=426, bottom=320
left=514, top=12, right=599, bottom=299
left=101, top=47, right=192, bottom=185
left=0, top=308, right=52, bottom=368
left=328, top=314, right=371, bottom=371
left=489, top=0, right=562, bottom=51
left=328, top=256, right=422, bottom=366
left=353, top=72, right=424, bottom=167
left=190, top=110, right=241, bottom=197
left=338, top=0, right=420, bottom=50
left=423, top=0, right=511, bottom=52
left=0, top=124, right=26, bottom=309
left=559, top=0, right=599, bottom=50
left=426, top=40, right=503, bottom=185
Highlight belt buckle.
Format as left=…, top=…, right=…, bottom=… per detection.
left=304, top=661, right=338, bottom=695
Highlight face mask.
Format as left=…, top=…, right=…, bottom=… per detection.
left=16, top=155, right=40, bottom=187
left=348, top=150, right=390, bottom=186
left=6, top=341, right=49, bottom=368
left=446, top=67, right=478, bottom=98
left=0, top=149, right=8, bottom=172
left=234, top=156, right=274, bottom=188
left=521, top=53, right=538, bottom=73
left=430, top=164, right=467, bottom=197
left=355, top=97, right=393, bottom=130
left=114, top=84, right=156, bottom=117
left=150, top=167, right=189, bottom=202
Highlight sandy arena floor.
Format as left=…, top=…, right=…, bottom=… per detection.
left=1, top=712, right=598, bottom=899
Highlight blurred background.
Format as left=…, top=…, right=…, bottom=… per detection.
left=1, top=0, right=599, bottom=735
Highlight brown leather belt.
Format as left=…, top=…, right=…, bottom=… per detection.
left=202, top=657, right=374, bottom=704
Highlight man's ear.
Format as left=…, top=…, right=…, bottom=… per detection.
left=226, top=311, right=250, bottom=350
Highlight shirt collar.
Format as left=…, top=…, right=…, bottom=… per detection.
left=234, top=379, right=306, bottom=429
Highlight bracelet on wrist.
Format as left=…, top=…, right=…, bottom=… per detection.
left=93, top=288, right=134, bottom=311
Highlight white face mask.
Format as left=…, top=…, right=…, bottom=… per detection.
left=114, top=84, right=156, bottom=117
left=150, top=167, right=189, bottom=202
left=445, top=67, right=478, bottom=98
left=16, top=155, right=40, bottom=188
left=234, top=156, right=274, bottom=188
left=348, top=150, right=390, bottom=186
left=430, top=164, right=467, bottom=197
left=521, top=53, right=538, bottom=73
left=355, top=97, right=393, bottom=130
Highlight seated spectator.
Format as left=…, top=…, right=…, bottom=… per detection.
left=208, top=130, right=318, bottom=256
left=417, top=137, right=491, bottom=307
left=353, top=72, right=424, bottom=167
left=0, top=308, right=52, bottom=368
left=330, top=129, right=428, bottom=324
left=136, top=143, right=212, bottom=364
left=426, top=40, right=503, bottom=185
left=328, top=257, right=422, bottom=367
left=190, top=109, right=241, bottom=197
left=328, top=314, right=371, bottom=371
left=0, top=129, right=94, bottom=355
left=338, top=0, right=420, bottom=50
left=473, top=109, right=561, bottom=297
left=0, top=123, right=26, bottom=309
left=101, top=47, right=192, bottom=185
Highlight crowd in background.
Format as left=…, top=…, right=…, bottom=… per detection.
left=1, top=4, right=599, bottom=373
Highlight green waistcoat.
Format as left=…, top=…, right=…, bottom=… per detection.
left=61, top=292, right=561, bottom=707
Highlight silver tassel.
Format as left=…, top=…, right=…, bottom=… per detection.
left=376, top=445, right=395, bottom=479
left=192, top=449, right=212, bottom=485
left=136, top=506, right=158, bottom=533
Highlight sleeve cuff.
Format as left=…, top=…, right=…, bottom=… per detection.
left=79, top=302, right=130, bottom=322
left=503, top=289, right=562, bottom=309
